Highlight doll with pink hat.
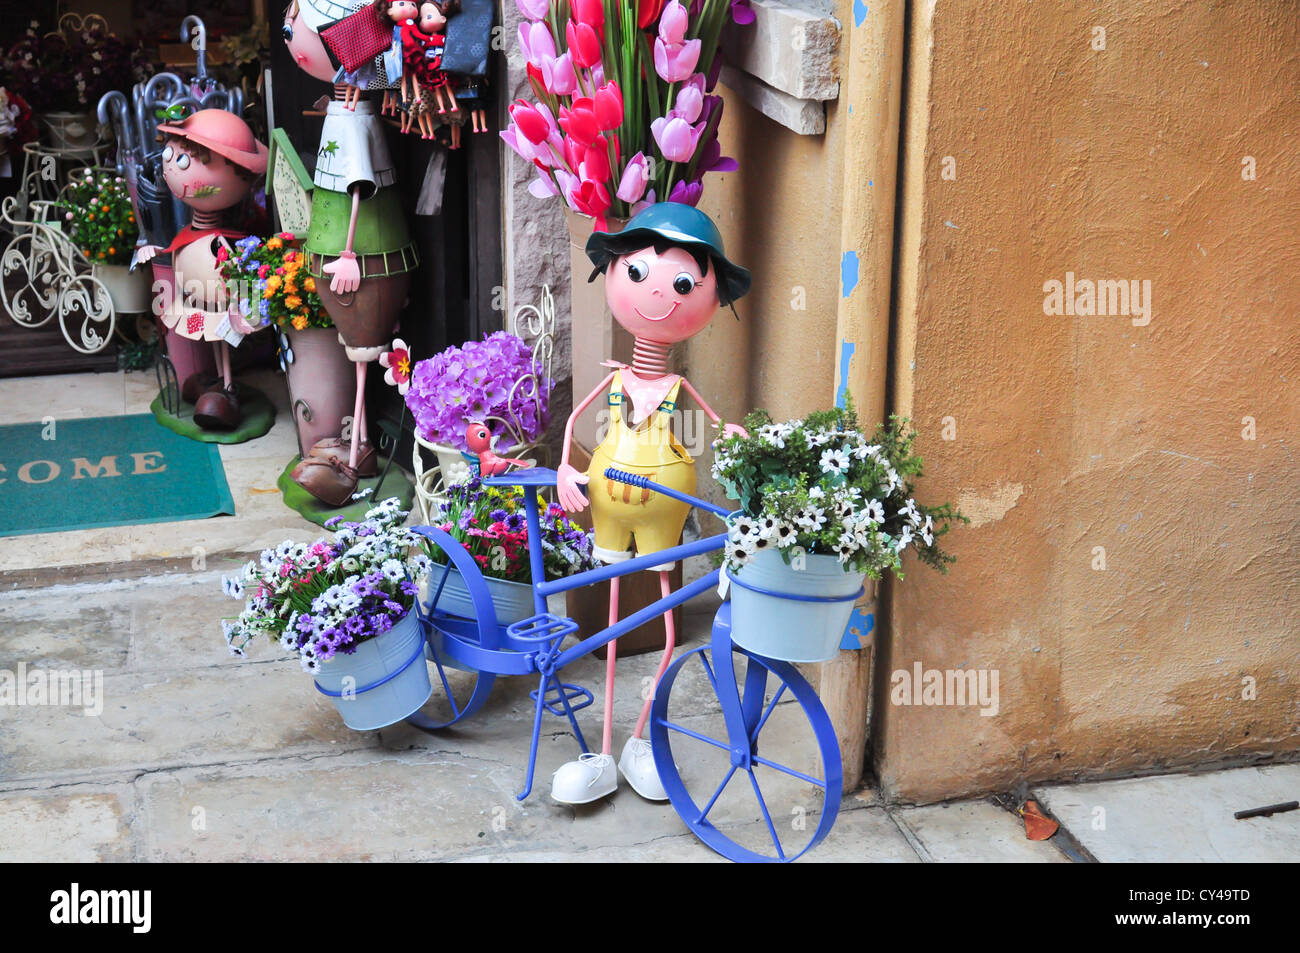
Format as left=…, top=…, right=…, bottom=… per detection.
left=134, top=108, right=269, bottom=430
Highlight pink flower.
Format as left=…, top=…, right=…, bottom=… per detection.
left=571, top=178, right=611, bottom=220
left=651, top=115, right=702, bottom=163
left=669, top=74, right=705, bottom=124
left=529, top=170, right=559, bottom=198
left=593, top=81, right=623, bottom=131
left=616, top=152, right=650, bottom=203
left=668, top=179, right=702, bottom=207
left=580, top=136, right=611, bottom=184
left=380, top=338, right=413, bottom=395
left=566, top=20, right=602, bottom=69
left=572, top=0, right=604, bottom=34
left=545, top=52, right=579, bottom=96
left=509, top=99, right=555, bottom=145
left=559, top=97, right=599, bottom=147
left=518, top=21, right=556, bottom=65
left=654, top=35, right=701, bottom=82
left=631, top=188, right=657, bottom=217
left=515, top=0, right=548, bottom=19
left=658, top=0, right=688, bottom=44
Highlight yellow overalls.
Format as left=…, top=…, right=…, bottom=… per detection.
left=587, top=369, right=696, bottom=567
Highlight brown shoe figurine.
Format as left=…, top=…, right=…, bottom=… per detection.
left=193, top=384, right=242, bottom=430
left=308, top=436, right=379, bottom=477
left=291, top=456, right=360, bottom=508
left=181, top=372, right=221, bottom=404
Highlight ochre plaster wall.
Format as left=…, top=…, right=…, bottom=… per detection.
left=875, top=0, right=1300, bottom=802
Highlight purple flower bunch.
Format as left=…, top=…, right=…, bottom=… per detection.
left=1, top=18, right=150, bottom=113
left=220, top=498, right=434, bottom=674
left=405, top=332, right=552, bottom=452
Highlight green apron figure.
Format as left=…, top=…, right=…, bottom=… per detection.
left=283, top=0, right=420, bottom=506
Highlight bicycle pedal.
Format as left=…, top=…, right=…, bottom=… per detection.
left=529, top=681, right=595, bottom=717
left=507, top=612, right=579, bottom=645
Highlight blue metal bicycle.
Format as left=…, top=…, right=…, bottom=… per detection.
left=406, top=466, right=842, bottom=863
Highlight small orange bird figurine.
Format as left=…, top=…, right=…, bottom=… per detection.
left=466, top=422, right=534, bottom=476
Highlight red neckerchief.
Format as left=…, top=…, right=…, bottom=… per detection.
left=163, top=225, right=248, bottom=256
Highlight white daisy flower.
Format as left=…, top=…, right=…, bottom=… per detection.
left=866, top=500, right=886, bottom=524
left=921, top=514, right=934, bottom=546
left=895, top=524, right=914, bottom=552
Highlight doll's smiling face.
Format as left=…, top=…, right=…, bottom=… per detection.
left=418, top=2, right=447, bottom=32
left=161, top=140, right=250, bottom=213
left=387, top=0, right=419, bottom=22
left=606, top=245, right=720, bottom=345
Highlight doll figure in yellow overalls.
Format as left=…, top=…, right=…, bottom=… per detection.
left=553, top=203, right=752, bottom=805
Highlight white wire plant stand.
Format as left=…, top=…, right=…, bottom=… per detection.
left=413, top=286, right=557, bottom=522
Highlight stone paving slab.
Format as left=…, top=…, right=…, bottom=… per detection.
left=1035, top=764, right=1300, bottom=862
left=0, top=786, right=137, bottom=862
left=894, top=799, right=1070, bottom=862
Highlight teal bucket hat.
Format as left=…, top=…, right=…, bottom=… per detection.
left=585, top=203, right=752, bottom=304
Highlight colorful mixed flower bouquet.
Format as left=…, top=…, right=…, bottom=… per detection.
left=503, top=0, right=751, bottom=228
left=221, top=498, right=431, bottom=674
left=57, top=169, right=138, bottom=266
left=219, top=233, right=329, bottom=333
left=711, top=402, right=964, bottom=579
left=425, top=476, right=596, bottom=583
left=405, top=331, right=553, bottom=452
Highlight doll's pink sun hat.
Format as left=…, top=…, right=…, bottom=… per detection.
left=156, top=109, right=269, bottom=175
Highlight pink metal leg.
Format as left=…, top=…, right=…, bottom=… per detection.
left=348, top=362, right=366, bottom=469
left=600, top=575, right=620, bottom=755
left=632, top=570, right=676, bottom=740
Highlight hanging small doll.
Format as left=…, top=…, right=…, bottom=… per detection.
left=132, top=109, right=268, bottom=430
left=400, top=0, right=461, bottom=138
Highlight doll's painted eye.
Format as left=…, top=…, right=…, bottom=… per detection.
left=673, top=272, right=697, bottom=295
left=176, top=153, right=191, bottom=170
left=626, top=259, right=649, bottom=282
left=162, top=145, right=173, bottom=161
left=281, top=23, right=293, bottom=42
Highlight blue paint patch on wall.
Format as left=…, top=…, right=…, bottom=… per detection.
left=836, top=340, right=856, bottom=409
left=853, top=0, right=868, bottom=28
left=840, top=250, right=860, bottom=299
left=840, top=607, right=874, bottom=650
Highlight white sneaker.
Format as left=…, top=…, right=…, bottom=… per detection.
left=551, top=752, right=618, bottom=805
left=619, top=737, right=669, bottom=801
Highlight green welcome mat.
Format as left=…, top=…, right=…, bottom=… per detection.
left=0, top=414, right=235, bottom=537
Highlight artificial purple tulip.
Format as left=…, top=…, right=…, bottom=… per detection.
left=668, top=178, right=702, bottom=207
left=696, top=136, right=738, bottom=174
left=616, top=152, right=650, bottom=203
left=651, top=115, right=702, bottom=163
left=529, top=169, right=559, bottom=198
left=545, top=52, right=579, bottom=96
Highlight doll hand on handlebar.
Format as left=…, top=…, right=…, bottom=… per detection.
left=131, top=245, right=160, bottom=269
left=323, top=251, right=361, bottom=294
left=556, top=462, right=590, bottom=513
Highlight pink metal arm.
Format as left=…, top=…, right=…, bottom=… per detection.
left=678, top=377, right=748, bottom=439
left=556, top=370, right=617, bottom=512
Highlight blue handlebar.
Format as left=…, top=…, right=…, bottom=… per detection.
left=602, top=467, right=732, bottom=519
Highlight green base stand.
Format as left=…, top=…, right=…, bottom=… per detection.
left=277, top=455, right=415, bottom=528
left=150, top=384, right=276, bottom=445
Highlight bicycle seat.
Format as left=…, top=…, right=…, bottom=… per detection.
left=482, top=466, right=559, bottom=489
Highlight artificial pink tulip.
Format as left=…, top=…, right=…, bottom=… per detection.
left=545, top=52, right=579, bottom=96
left=654, top=35, right=701, bottom=82
left=562, top=134, right=585, bottom=173
left=500, top=127, right=537, bottom=163
left=572, top=179, right=611, bottom=219
left=637, top=0, right=665, bottom=29
left=515, top=0, right=549, bottom=19
left=566, top=20, right=603, bottom=69
left=616, top=152, right=650, bottom=203
left=519, top=21, right=556, bottom=65
left=651, top=115, right=701, bottom=163
left=581, top=136, right=611, bottom=184
left=631, top=188, right=657, bottom=216
left=572, top=0, right=605, bottom=34
left=510, top=99, right=554, bottom=145
left=529, top=169, right=560, bottom=197
left=669, top=75, right=704, bottom=124
left=658, top=0, right=688, bottom=44
left=559, top=97, right=599, bottom=146
left=593, top=81, right=624, bottom=131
